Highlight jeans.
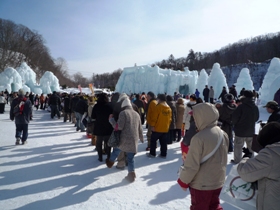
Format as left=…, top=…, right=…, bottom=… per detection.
left=15, top=124, right=28, bottom=142
left=234, top=136, right=254, bottom=163
left=75, top=112, right=85, bottom=131
left=150, top=132, right=168, bottom=156
left=110, top=147, right=135, bottom=172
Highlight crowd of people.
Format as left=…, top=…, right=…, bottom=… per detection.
left=4, top=85, right=280, bottom=209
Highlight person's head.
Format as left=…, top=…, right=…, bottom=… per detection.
left=166, top=95, right=173, bottom=102
left=97, top=93, right=108, bottom=104
left=243, top=90, right=254, bottom=98
left=135, top=94, right=140, bottom=100
left=157, top=94, right=166, bottom=103
left=205, top=85, right=208, bottom=88
left=53, top=91, right=56, bottom=95
left=224, top=93, right=234, bottom=104
left=18, top=89, right=25, bottom=96
left=177, top=98, right=184, bottom=105
left=263, top=101, right=279, bottom=113
left=196, top=97, right=203, bottom=104
left=88, top=96, right=95, bottom=103
left=111, top=92, right=120, bottom=103
left=192, top=103, right=219, bottom=131
left=147, top=91, right=155, bottom=101
left=189, top=94, right=197, bottom=102
left=257, top=122, right=280, bottom=148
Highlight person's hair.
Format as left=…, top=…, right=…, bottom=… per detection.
left=257, top=122, right=280, bottom=148
left=147, top=91, right=155, bottom=98
left=157, top=94, right=167, bottom=102
left=189, top=94, right=197, bottom=100
left=196, top=97, right=203, bottom=104
left=135, top=94, right=140, bottom=99
left=166, top=95, right=173, bottom=102
left=97, top=93, right=108, bottom=103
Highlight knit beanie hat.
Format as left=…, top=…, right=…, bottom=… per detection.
left=257, top=122, right=280, bottom=148
left=18, top=89, right=25, bottom=96
left=224, top=93, right=234, bottom=103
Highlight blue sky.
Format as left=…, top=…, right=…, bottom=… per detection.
left=0, top=0, right=280, bottom=77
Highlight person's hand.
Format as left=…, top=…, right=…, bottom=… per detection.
left=181, top=187, right=188, bottom=191
left=108, top=114, right=113, bottom=120
left=151, top=126, right=155, bottom=132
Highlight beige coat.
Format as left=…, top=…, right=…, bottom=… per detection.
left=175, top=98, right=185, bottom=129
left=237, top=143, right=280, bottom=210
left=179, top=103, right=229, bottom=190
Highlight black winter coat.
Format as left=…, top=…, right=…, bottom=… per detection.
left=92, top=102, right=113, bottom=136
left=63, top=97, right=71, bottom=113
left=218, top=103, right=237, bottom=140
left=70, top=96, right=79, bottom=112
left=74, top=99, right=88, bottom=115
left=232, top=98, right=259, bottom=137
left=267, top=108, right=280, bottom=123
left=49, top=94, right=61, bottom=106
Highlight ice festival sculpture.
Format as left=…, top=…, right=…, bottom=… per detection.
left=196, top=69, right=208, bottom=95
left=0, top=62, right=60, bottom=94
left=234, top=68, right=254, bottom=94
left=115, top=65, right=198, bottom=95
left=259, top=57, right=280, bottom=104
left=208, top=63, right=229, bottom=99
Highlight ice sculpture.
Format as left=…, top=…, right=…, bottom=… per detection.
left=0, top=67, right=23, bottom=92
left=115, top=65, right=198, bottom=95
left=196, top=69, right=208, bottom=95
left=234, top=68, right=254, bottom=94
left=208, top=63, right=229, bottom=99
left=260, top=57, right=280, bottom=104
left=39, top=71, right=60, bottom=94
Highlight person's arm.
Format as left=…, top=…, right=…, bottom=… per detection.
left=237, top=149, right=272, bottom=182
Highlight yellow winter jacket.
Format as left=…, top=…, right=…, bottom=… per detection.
left=149, top=102, right=172, bottom=133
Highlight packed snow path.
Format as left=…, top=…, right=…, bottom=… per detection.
left=0, top=105, right=268, bottom=210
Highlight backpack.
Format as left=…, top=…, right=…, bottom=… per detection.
left=13, top=98, right=27, bottom=117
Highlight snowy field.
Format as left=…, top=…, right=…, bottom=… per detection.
left=0, top=105, right=269, bottom=210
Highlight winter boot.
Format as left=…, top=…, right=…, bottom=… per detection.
left=125, top=171, right=136, bottom=182
left=15, top=138, right=20, bottom=145
left=106, top=158, right=114, bottom=168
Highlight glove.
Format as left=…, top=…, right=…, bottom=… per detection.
left=177, top=178, right=189, bottom=191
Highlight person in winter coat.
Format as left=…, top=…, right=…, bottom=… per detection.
left=166, top=95, right=177, bottom=144
left=34, top=94, right=40, bottom=110
left=178, top=103, right=229, bottom=210
left=91, top=93, right=113, bottom=162
left=263, top=101, right=280, bottom=123
left=229, top=85, right=237, bottom=99
left=106, top=96, right=144, bottom=182
left=70, top=94, right=79, bottom=125
left=175, top=98, right=185, bottom=142
left=231, top=90, right=259, bottom=164
left=237, top=122, right=280, bottom=210
left=218, top=87, right=227, bottom=103
left=146, top=91, right=157, bottom=151
left=49, top=91, right=61, bottom=119
left=63, top=94, right=72, bottom=122
left=273, top=88, right=280, bottom=105
left=0, top=93, right=6, bottom=113
left=146, top=94, right=172, bottom=158
left=39, top=94, right=45, bottom=110
left=209, top=86, right=215, bottom=104
left=133, top=94, right=145, bottom=124
left=87, top=96, right=96, bottom=143
left=10, top=89, right=33, bottom=145
left=203, top=85, right=210, bottom=102
left=216, top=94, right=237, bottom=153
left=74, top=96, right=88, bottom=132
left=195, top=89, right=200, bottom=98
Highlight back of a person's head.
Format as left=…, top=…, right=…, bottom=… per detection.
left=189, top=94, right=197, bottom=101
left=258, top=122, right=280, bottom=148
left=147, top=91, right=155, bottom=98
left=97, top=93, right=108, bottom=103
left=157, top=94, right=167, bottom=102
left=196, top=97, right=203, bottom=104
left=243, top=90, right=254, bottom=98
left=135, top=94, right=140, bottom=99
left=166, top=95, right=173, bottom=102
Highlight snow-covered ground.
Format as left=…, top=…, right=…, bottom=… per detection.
left=0, top=105, right=269, bottom=210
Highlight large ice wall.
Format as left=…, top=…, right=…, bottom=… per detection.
left=115, top=65, right=198, bottom=95
left=260, top=57, right=280, bottom=104
left=234, top=68, right=254, bottom=94
left=16, top=62, right=36, bottom=90
left=0, top=67, right=22, bottom=92
left=196, top=69, right=208, bottom=95
left=39, top=71, right=60, bottom=94
left=208, top=63, right=229, bottom=99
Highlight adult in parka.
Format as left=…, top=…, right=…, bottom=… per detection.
left=237, top=122, right=280, bottom=210
left=178, top=103, right=229, bottom=210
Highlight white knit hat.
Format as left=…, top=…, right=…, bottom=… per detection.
left=18, top=89, right=25, bottom=96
